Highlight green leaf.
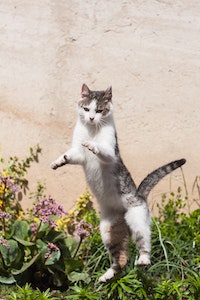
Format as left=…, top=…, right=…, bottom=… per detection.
left=36, top=238, right=46, bottom=248
left=68, top=271, right=91, bottom=283
left=36, top=239, right=50, bottom=262
left=0, top=274, right=16, bottom=284
left=13, top=220, right=29, bottom=240
left=117, top=285, right=123, bottom=299
left=47, top=261, right=66, bottom=275
left=64, top=236, right=78, bottom=254
left=37, top=222, right=49, bottom=238
left=12, top=252, right=41, bottom=275
left=46, top=230, right=66, bottom=243
left=119, top=282, right=133, bottom=293
left=13, top=236, right=35, bottom=247
left=64, top=258, right=84, bottom=274
left=56, top=238, right=72, bottom=259
left=0, top=239, right=19, bottom=266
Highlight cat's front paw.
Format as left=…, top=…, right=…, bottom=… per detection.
left=50, top=161, right=59, bottom=170
left=50, top=155, right=69, bottom=170
left=82, top=141, right=99, bottom=155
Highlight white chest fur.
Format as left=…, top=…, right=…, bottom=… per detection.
left=72, top=117, right=123, bottom=212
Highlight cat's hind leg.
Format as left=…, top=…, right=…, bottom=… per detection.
left=99, top=216, right=130, bottom=282
left=125, top=203, right=151, bottom=266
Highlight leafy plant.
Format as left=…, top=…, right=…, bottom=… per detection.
left=9, top=283, right=57, bottom=300
left=102, top=270, right=147, bottom=300
left=0, top=147, right=91, bottom=290
left=67, top=285, right=100, bottom=300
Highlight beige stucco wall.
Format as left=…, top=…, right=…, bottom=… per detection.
left=0, top=1, right=199, bottom=213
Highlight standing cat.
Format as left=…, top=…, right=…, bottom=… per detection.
left=51, top=84, right=186, bottom=282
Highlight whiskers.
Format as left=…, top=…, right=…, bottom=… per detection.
left=79, top=114, right=88, bottom=127
left=96, top=117, right=108, bottom=131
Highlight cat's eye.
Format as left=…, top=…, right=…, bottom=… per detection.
left=96, top=109, right=103, bottom=113
left=83, top=107, right=89, bottom=112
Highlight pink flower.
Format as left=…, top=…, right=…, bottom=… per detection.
left=44, top=252, right=52, bottom=260
left=33, top=196, right=67, bottom=227
left=0, top=212, right=12, bottom=220
left=0, top=238, right=10, bottom=248
left=0, top=175, right=19, bottom=194
left=76, top=220, right=93, bottom=239
left=47, top=242, right=59, bottom=252
left=29, top=222, right=38, bottom=233
left=44, top=242, right=59, bottom=261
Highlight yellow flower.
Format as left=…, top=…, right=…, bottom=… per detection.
left=0, top=183, right=6, bottom=195
left=56, top=219, right=63, bottom=227
left=69, top=209, right=75, bottom=215
left=34, top=217, right=40, bottom=223
left=17, top=210, right=24, bottom=220
left=2, top=171, right=8, bottom=177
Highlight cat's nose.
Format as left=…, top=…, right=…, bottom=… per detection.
left=90, top=117, right=94, bottom=121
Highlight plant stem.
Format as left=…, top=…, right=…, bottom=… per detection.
left=180, top=167, right=190, bottom=213
left=1, top=190, right=7, bottom=234
left=0, top=253, right=7, bottom=270
left=2, top=216, right=6, bottom=234
left=30, top=221, right=42, bottom=243
left=154, top=219, right=170, bottom=276
left=73, top=236, right=83, bottom=259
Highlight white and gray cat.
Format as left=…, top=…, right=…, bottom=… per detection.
left=51, top=84, right=186, bottom=282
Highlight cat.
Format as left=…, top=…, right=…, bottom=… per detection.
left=50, top=84, right=186, bottom=282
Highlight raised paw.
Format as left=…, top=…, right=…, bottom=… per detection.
left=50, top=155, right=69, bottom=170
left=50, top=161, right=59, bottom=170
left=82, top=141, right=99, bottom=155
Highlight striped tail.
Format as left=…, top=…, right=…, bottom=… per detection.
left=136, top=158, right=186, bottom=200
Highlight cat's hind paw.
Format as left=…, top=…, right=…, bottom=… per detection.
left=135, top=254, right=151, bottom=266
left=82, top=141, right=99, bottom=155
left=99, top=268, right=116, bottom=283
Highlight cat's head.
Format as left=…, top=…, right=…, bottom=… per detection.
left=78, top=84, right=113, bottom=126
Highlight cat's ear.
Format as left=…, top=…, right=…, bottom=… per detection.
left=104, top=86, right=112, bottom=102
left=81, top=84, right=90, bottom=98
